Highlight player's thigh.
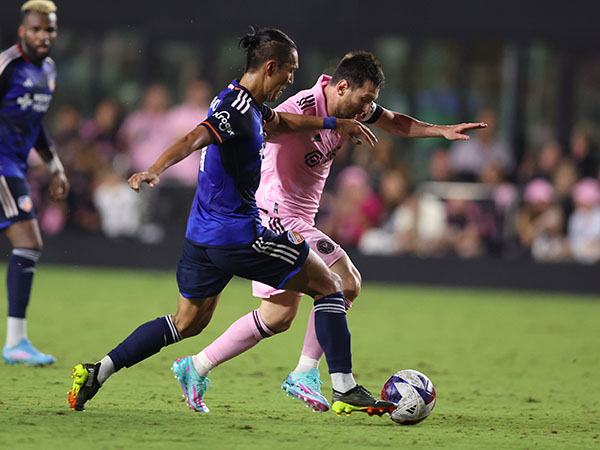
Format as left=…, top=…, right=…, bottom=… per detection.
left=258, top=290, right=302, bottom=332
left=330, top=254, right=362, bottom=301
left=282, top=249, right=341, bottom=298
left=4, top=219, right=42, bottom=249
left=173, top=293, right=221, bottom=338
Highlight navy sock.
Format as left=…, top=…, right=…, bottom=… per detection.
left=6, top=248, right=40, bottom=318
left=313, top=291, right=352, bottom=373
left=108, top=315, right=182, bottom=371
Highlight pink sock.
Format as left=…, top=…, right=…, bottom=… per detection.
left=202, top=310, right=275, bottom=367
left=300, top=308, right=324, bottom=361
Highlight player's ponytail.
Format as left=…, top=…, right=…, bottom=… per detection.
left=238, top=26, right=297, bottom=73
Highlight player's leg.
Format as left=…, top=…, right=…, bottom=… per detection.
left=68, top=238, right=229, bottom=411
left=282, top=254, right=361, bottom=411
left=2, top=215, right=53, bottom=366
left=283, top=252, right=395, bottom=416
left=188, top=291, right=302, bottom=389
left=68, top=293, right=220, bottom=411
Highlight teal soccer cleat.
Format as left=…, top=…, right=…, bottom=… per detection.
left=171, top=357, right=211, bottom=412
left=281, top=368, right=330, bottom=412
left=2, top=338, right=55, bottom=366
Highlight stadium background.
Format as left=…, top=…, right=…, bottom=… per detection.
left=0, top=0, right=598, bottom=293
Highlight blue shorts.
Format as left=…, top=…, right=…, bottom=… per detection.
left=0, top=176, right=36, bottom=230
left=177, top=228, right=310, bottom=299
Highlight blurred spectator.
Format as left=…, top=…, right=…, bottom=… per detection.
left=448, top=108, right=514, bottom=182
left=118, top=83, right=171, bottom=174
left=428, top=148, right=454, bottom=182
left=80, top=98, right=122, bottom=168
left=516, top=178, right=569, bottom=262
left=161, top=80, right=212, bottom=186
left=567, top=178, right=600, bottom=264
left=551, top=158, right=580, bottom=224
left=318, top=166, right=382, bottom=246
left=441, top=198, right=496, bottom=258
left=568, top=124, right=599, bottom=179
left=93, top=169, right=141, bottom=238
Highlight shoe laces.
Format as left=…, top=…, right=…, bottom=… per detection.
left=301, top=373, right=322, bottom=392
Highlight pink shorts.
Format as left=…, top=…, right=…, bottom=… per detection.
left=252, top=212, right=346, bottom=299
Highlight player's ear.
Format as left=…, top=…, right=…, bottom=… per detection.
left=265, top=60, right=278, bottom=77
left=18, top=24, right=25, bottom=40
left=336, top=79, right=349, bottom=96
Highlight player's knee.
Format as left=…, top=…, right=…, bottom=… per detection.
left=267, top=313, right=294, bottom=333
left=173, top=313, right=209, bottom=339
left=320, top=270, right=342, bottom=295
left=342, top=271, right=362, bottom=302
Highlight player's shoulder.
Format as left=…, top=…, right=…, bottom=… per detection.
left=213, top=83, right=256, bottom=116
left=0, top=45, right=23, bottom=75
left=276, top=74, right=327, bottom=115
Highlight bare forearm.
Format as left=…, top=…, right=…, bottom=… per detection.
left=273, top=112, right=327, bottom=133
left=148, top=126, right=209, bottom=174
left=383, top=112, right=442, bottom=138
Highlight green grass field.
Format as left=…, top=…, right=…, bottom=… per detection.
left=0, top=265, right=599, bottom=449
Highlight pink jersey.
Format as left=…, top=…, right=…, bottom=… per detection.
left=255, top=74, right=342, bottom=225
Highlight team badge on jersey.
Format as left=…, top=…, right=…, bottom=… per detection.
left=317, top=239, right=335, bottom=254
left=287, top=230, right=305, bottom=245
left=17, top=195, right=33, bottom=212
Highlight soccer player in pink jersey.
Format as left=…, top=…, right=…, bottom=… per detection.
left=192, top=51, right=486, bottom=413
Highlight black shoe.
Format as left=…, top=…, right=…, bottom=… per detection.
left=67, top=363, right=101, bottom=411
left=331, top=384, right=396, bottom=416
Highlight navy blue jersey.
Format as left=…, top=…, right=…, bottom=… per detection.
left=185, top=80, right=276, bottom=248
left=0, top=44, right=55, bottom=178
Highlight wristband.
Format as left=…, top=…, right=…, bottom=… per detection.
left=48, top=156, right=64, bottom=175
left=323, top=117, right=337, bottom=130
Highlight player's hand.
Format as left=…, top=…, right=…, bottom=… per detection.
left=336, top=119, right=378, bottom=146
left=128, top=171, right=160, bottom=192
left=442, top=122, right=488, bottom=140
left=49, top=172, right=69, bottom=200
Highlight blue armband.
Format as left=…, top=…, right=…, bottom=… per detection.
left=323, top=117, right=337, bottom=130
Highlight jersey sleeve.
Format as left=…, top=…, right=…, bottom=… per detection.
left=360, top=102, right=384, bottom=124
left=200, top=91, right=254, bottom=144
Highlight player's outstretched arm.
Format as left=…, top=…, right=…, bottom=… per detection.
left=373, top=109, right=487, bottom=141
left=267, top=112, right=377, bottom=146
left=128, top=124, right=214, bottom=192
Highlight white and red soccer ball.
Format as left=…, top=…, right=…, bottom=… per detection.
left=381, top=369, right=436, bottom=425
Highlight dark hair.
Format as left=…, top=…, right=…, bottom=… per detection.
left=238, top=27, right=297, bottom=72
left=330, top=51, right=385, bottom=89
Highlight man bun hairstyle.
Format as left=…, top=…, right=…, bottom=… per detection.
left=21, top=0, right=57, bottom=16
left=330, top=51, right=385, bottom=89
left=239, top=27, right=297, bottom=72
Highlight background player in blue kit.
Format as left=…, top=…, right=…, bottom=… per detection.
left=1, top=0, right=69, bottom=366
left=68, top=27, right=396, bottom=417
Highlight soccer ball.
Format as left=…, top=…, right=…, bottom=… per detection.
left=381, top=369, right=436, bottom=425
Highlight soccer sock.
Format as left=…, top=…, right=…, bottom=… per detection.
left=107, top=315, right=182, bottom=371
left=5, top=316, right=27, bottom=348
left=6, top=248, right=40, bottom=319
left=194, top=309, right=276, bottom=376
left=313, top=291, right=353, bottom=377
left=97, top=355, right=115, bottom=385
left=293, top=308, right=323, bottom=372
left=331, top=372, right=357, bottom=393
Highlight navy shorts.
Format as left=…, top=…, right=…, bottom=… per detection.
left=177, top=228, right=310, bottom=299
left=0, top=176, right=36, bottom=230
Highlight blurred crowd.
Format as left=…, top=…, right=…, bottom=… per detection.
left=33, top=91, right=600, bottom=264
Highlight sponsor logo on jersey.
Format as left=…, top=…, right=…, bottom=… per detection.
left=23, top=77, right=34, bottom=87
left=213, top=110, right=234, bottom=136
left=287, top=230, right=305, bottom=245
left=17, top=195, right=32, bottom=212
left=317, top=239, right=335, bottom=254
left=305, top=149, right=323, bottom=168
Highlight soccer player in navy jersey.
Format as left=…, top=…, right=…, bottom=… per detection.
left=68, top=27, right=396, bottom=416
left=1, top=1, right=69, bottom=366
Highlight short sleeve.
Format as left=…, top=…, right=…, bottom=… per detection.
left=200, top=91, right=254, bottom=144
left=360, top=102, right=384, bottom=124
